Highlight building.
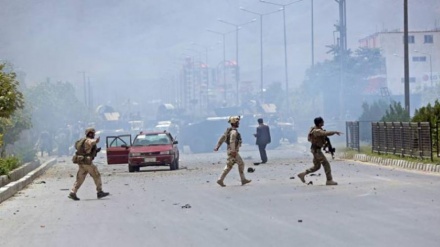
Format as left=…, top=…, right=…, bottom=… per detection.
left=359, top=29, right=439, bottom=96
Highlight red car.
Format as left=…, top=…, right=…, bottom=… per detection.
left=106, top=131, right=179, bottom=172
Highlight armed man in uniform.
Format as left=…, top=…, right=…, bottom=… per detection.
left=214, top=116, right=252, bottom=187
left=68, top=127, right=110, bottom=200
left=297, top=117, right=342, bottom=186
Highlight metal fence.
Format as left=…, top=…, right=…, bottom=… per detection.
left=345, top=121, right=439, bottom=160
left=371, top=122, right=432, bottom=160
left=346, top=121, right=360, bottom=152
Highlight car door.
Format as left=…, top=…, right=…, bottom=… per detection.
left=106, top=135, right=131, bottom=164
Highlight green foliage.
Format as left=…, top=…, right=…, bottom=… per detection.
left=0, top=63, right=24, bottom=119
left=300, top=47, right=386, bottom=118
left=358, top=100, right=388, bottom=122
left=25, top=80, right=87, bottom=136
left=0, top=108, right=32, bottom=157
left=381, top=101, right=410, bottom=122
left=412, top=100, right=440, bottom=150
left=0, top=156, right=20, bottom=176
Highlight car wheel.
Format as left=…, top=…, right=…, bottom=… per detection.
left=128, top=164, right=135, bottom=173
left=170, top=160, right=177, bottom=171
left=135, top=166, right=140, bottom=172
left=175, top=159, right=179, bottom=170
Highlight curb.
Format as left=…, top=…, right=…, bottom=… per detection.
left=0, top=158, right=57, bottom=204
left=339, top=153, right=439, bottom=173
left=0, top=160, right=41, bottom=187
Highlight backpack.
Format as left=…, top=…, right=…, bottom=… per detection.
left=72, top=138, right=87, bottom=164
left=74, top=138, right=87, bottom=154
left=307, top=127, right=318, bottom=145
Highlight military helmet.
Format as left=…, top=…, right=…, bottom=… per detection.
left=85, top=127, right=96, bottom=136
left=228, top=116, right=241, bottom=124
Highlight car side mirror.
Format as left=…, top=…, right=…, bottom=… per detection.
left=173, top=140, right=178, bottom=144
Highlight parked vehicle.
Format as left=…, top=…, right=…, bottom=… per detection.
left=179, top=115, right=283, bottom=153
left=106, top=131, right=179, bottom=172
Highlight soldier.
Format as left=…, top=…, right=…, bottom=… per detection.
left=254, top=118, right=271, bottom=164
left=68, top=127, right=109, bottom=200
left=214, top=116, right=252, bottom=187
left=297, top=117, right=342, bottom=186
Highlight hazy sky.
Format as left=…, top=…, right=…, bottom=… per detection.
left=1, top=0, right=439, bottom=105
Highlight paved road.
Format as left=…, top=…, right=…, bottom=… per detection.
left=1, top=143, right=440, bottom=247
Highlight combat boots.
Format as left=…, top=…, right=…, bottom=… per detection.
left=326, top=180, right=338, bottom=186
left=217, top=180, right=226, bottom=187
left=241, top=179, right=252, bottom=185
left=97, top=191, right=110, bottom=199
left=297, top=172, right=306, bottom=183
left=68, top=192, right=80, bottom=201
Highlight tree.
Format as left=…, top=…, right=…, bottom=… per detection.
left=412, top=100, right=440, bottom=151
left=381, top=101, right=410, bottom=122
left=25, top=80, right=88, bottom=137
left=0, top=63, right=24, bottom=118
left=0, top=63, right=25, bottom=149
left=299, top=47, right=385, bottom=119
left=0, top=108, right=32, bottom=157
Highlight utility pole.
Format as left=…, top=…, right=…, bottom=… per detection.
left=335, top=0, right=347, bottom=119
left=403, top=0, right=410, bottom=116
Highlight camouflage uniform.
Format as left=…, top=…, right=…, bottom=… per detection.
left=69, top=128, right=109, bottom=200
left=215, top=117, right=251, bottom=187
left=70, top=138, right=103, bottom=194
left=298, top=126, right=339, bottom=185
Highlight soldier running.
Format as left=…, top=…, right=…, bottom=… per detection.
left=297, top=117, right=342, bottom=186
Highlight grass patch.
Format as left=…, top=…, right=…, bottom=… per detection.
left=0, top=157, right=21, bottom=176
left=342, top=146, right=440, bottom=165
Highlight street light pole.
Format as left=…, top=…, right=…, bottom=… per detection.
left=207, top=29, right=235, bottom=103
left=218, top=18, right=256, bottom=106
left=311, top=0, right=314, bottom=68
left=240, top=7, right=282, bottom=103
left=260, top=0, right=303, bottom=113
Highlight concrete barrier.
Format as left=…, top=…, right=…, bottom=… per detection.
left=0, top=160, right=41, bottom=187
left=341, top=153, right=439, bottom=173
left=0, top=158, right=57, bottom=204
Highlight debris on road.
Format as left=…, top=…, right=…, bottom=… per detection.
left=307, top=181, right=313, bottom=185
left=289, top=176, right=295, bottom=179
left=247, top=168, right=255, bottom=173
left=298, top=219, right=303, bottom=223
left=181, top=204, right=191, bottom=209
left=36, top=181, right=46, bottom=184
left=310, top=173, right=321, bottom=177
left=253, top=162, right=260, bottom=166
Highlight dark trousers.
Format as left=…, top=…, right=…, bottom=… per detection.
left=258, top=144, right=268, bottom=163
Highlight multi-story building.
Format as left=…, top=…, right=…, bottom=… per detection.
left=359, top=29, right=439, bottom=96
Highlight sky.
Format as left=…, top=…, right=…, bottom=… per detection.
left=0, top=0, right=439, bottom=107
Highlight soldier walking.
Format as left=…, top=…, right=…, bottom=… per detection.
left=214, top=116, right=252, bottom=187
left=297, top=117, right=342, bottom=186
left=68, top=127, right=110, bottom=200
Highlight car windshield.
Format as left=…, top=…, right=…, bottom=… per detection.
left=133, top=133, right=171, bottom=146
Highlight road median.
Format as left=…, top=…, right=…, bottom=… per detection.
left=0, top=158, right=57, bottom=204
left=339, top=153, right=440, bottom=173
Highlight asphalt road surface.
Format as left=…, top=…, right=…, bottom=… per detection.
left=1, top=142, right=440, bottom=247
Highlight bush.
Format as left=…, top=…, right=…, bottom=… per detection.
left=0, top=156, right=21, bottom=176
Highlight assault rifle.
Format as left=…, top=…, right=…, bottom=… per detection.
left=323, top=137, right=335, bottom=159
